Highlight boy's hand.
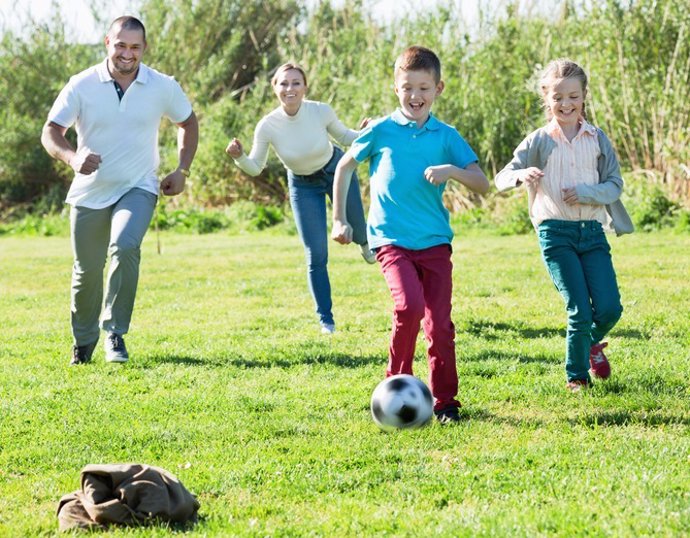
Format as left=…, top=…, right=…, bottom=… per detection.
left=331, top=220, right=353, bottom=244
left=225, top=138, right=243, bottom=158
left=517, top=167, right=543, bottom=186
left=358, top=117, right=372, bottom=129
left=424, top=165, right=452, bottom=186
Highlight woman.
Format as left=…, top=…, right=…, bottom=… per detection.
left=226, top=63, right=373, bottom=335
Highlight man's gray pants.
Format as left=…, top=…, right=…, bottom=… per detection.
left=70, top=188, right=157, bottom=346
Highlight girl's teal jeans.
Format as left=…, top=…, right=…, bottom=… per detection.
left=537, top=220, right=623, bottom=381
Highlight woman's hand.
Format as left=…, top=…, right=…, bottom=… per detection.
left=358, top=117, right=372, bottom=130
left=331, top=219, right=353, bottom=244
left=225, top=138, right=243, bottom=159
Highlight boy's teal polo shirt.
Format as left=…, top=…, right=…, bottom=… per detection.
left=350, top=109, right=478, bottom=250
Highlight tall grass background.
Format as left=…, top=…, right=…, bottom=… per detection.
left=1, top=0, right=689, bottom=226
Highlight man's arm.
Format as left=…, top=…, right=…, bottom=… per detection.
left=40, top=121, right=101, bottom=174
left=160, top=111, right=199, bottom=196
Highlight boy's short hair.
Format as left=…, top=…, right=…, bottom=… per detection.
left=394, top=46, right=441, bottom=83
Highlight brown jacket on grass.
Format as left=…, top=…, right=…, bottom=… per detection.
left=57, top=463, right=200, bottom=531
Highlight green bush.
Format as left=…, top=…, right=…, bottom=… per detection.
left=3, top=0, right=690, bottom=228
left=675, top=208, right=690, bottom=233
left=625, top=178, right=681, bottom=231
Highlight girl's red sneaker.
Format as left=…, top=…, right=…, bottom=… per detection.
left=589, top=342, right=611, bottom=379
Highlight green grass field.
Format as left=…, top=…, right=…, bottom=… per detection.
left=1, top=230, right=688, bottom=536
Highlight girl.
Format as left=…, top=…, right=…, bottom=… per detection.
left=226, top=63, right=374, bottom=335
left=495, top=59, right=633, bottom=392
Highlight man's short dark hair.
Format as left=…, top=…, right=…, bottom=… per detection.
left=108, top=16, right=147, bottom=43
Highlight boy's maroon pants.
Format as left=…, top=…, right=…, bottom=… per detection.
left=376, top=244, right=460, bottom=411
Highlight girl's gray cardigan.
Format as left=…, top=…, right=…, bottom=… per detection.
left=494, top=126, right=634, bottom=235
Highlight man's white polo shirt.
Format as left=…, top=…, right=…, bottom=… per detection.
left=48, top=59, right=192, bottom=209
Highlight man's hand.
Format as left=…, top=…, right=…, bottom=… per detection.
left=331, top=219, right=353, bottom=244
left=160, top=169, right=186, bottom=196
left=69, top=148, right=102, bottom=175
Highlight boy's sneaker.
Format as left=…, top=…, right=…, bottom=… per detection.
left=589, top=342, right=611, bottom=379
left=104, top=333, right=129, bottom=363
left=360, top=244, right=376, bottom=264
left=320, top=323, right=336, bottom=335
left=435, top=406, right=461, bottom=425
left=566, top=379, right=590, bottom=393
left=70, top=341, right=97, bottom=365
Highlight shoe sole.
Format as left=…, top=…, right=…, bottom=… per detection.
left=589, top=368, right=610, bottom=380
left=105, top=356, right=129, bottom=363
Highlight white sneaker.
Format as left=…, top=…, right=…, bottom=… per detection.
left=320, top=323, right=336, bottom=335
left=360, top=243, right=376, bottom=264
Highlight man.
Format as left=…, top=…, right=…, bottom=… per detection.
left=41, top=16, right=198, bottom=365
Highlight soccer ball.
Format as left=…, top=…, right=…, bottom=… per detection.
left=370, top=374, right=433, bottom=431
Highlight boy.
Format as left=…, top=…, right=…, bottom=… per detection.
left=331, top=46, right=489, bottom=424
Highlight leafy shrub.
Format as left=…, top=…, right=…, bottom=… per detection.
left=491, top=192, right=533, bottom=236
left=625, top=178, right=680, bottom=231
left=675, top=208, right=690, bottom=233
left=0, top=212, right=69, bottom=237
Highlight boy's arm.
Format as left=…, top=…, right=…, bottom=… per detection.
left=424, top=163, right=490, bottom=194
left=331, top=151, right=359, bottom=244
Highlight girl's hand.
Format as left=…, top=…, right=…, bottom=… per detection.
left=358, top=117, right=372, bottom=129
left=424, top=165, right=452, bottom=186
left=225, top=138, right=243, bottom=158
left=562, top=187, right=581, bottom=206
left=517, top=167, right=544, bottom=186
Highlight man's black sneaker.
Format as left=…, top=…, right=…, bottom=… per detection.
left=70, top=341, right=97, bottom=365
left=435, top=406, right=461, bottom=425
left=104, top=333, right=129, bottom=363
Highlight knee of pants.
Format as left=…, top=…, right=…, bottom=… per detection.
left=566, top=309, right=593, bottom=332
left=394, top=298, right=425, bottom=325
left=596, top=303, right=623, bottom=327
left=109, top=243, right=141, bottom=262
left=304, top=247, right=328, bottom=271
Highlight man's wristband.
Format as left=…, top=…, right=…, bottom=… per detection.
left=178, top=168, right=191, bottom=178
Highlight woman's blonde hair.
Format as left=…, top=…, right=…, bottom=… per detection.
left=271, top=63, right=308, bottom=87
left=539, top=59, right=589, bottom=120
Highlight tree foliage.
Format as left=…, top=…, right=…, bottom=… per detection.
left=1, top=0, right=688, bottom=215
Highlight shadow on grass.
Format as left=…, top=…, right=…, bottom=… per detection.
left=462, top=320, right=648, bottom=341
left=465, top=408, right=546, bottom=427
left=463, top=349, right=560, bottom=365
left=142, top=353, right=386, bottom=369
left=572, top=411, right=690, bottom=427
left=462, top=320, right=563, bottom=340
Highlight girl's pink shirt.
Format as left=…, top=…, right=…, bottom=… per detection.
left=529, top=118, right=609, bottom=227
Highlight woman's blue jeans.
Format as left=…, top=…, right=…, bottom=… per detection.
left=537, top=220, right=623, bottom=381
left=287, top=146, right=367, bottom=325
